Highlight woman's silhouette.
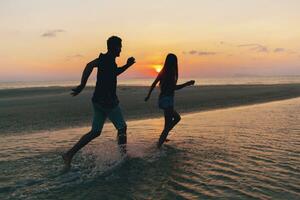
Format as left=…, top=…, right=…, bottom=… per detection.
left=145, top=53, right=195, bottom=147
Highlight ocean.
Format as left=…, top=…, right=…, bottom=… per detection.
left=1, top=98, right=299, bottom=199
left=1, top=76, right=300, bottom=90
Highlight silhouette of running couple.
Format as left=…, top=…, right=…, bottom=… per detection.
left=62, top=36, right=195, bottom=168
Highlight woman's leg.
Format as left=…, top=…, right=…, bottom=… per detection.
left=171, top=110, right=181, bottom=129
left=157, top=107, right=174, bottom=148
left=164, top=110, right=181, bottom=142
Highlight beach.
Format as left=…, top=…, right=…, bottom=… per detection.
left=1, top=97, right=299, bottom=199
left=1, top=84, right=300, bottom=134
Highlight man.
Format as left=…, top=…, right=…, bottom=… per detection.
left=62, top=36, right=135, bottom=167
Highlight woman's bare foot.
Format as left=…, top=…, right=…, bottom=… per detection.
left=62, top=153, right=72, bottom=169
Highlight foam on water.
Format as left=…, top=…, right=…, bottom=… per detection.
left=1, top=98, right=300, bottom=199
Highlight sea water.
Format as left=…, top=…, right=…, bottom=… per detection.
left=0, top=98, right=299, bottom=199
left=0, top=76, right=300, bottom=89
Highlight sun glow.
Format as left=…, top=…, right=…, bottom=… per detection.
left=153, top=64, right=163, bottom=73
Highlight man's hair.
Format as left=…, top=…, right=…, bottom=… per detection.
left=107, top=36, right=122, bottom=49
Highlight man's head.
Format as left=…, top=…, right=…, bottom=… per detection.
left=107, top=36, right=122, bottom=57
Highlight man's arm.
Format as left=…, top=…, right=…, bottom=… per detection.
left=71, top=58, right=99, bottom=96
left=144, top=74, right=161, bottom=101
left=116, top=57, right=135, bottom=76
left=175, top=80, right=195, bottom=90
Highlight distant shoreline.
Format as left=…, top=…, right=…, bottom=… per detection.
left=1, top=84, right=300, bottom=135
left=1, top=75, right=300, bottom=90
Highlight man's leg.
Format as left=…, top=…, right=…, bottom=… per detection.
left=62, top=103, right=106, bottom=167
left=108, top=106, right=127, bottom=153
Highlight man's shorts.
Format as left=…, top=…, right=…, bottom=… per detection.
left=91, top=102, right=127, bottom=133
left=158, top=96, right=174, bottom=110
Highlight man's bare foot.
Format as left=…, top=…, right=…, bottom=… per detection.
left=62, top=153, right=72, bottom=169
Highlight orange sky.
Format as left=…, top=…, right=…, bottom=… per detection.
left=1, top=0, right=300, bottom=81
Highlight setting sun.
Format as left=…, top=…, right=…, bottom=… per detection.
left=153, top=64, right=163, bottom=73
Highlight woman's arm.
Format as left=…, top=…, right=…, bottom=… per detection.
left=175, top=80, right=195, bottom=90
left=144, top=74, right=161, bottom=101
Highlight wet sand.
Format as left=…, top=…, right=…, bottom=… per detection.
left=0, top=84, right=300, bottom=134
left=1, top=98, right=300, bottom=199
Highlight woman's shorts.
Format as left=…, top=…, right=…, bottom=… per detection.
left=158, top=96, right=174, bottom=109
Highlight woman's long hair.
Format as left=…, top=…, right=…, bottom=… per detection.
left=159, top=53, right=178, bottom=90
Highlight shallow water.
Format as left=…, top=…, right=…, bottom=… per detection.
left=1, top=98, right=300, bottom=199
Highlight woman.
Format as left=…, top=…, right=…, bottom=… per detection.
left=145, top=53, right=195, bottom=148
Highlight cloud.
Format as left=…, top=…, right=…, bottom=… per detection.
left=185, top=50, right=218, bottom=56
left=238, top=43, right=268, bottom=53
left=66, top=54, right=84, bottom=61
left=273, top=48, right=285, bottom=53
left=219, top=41, right=226, bottom=46
left=71, top=54, right=84, bottom=58
left=219, top=41, right=234, bottom=46
left=41, top=29, right=65, bottom=37
left=198, top=51, right=218, bottom=56
left=189, top=50, right=198, bottom=55
left=273, top=48, right=296, bottom=54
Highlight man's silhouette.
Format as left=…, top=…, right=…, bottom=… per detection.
left=62, top=36, right=135, bottom=167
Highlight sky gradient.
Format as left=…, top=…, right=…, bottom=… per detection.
left=1, top=0, right=300, bottom=81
